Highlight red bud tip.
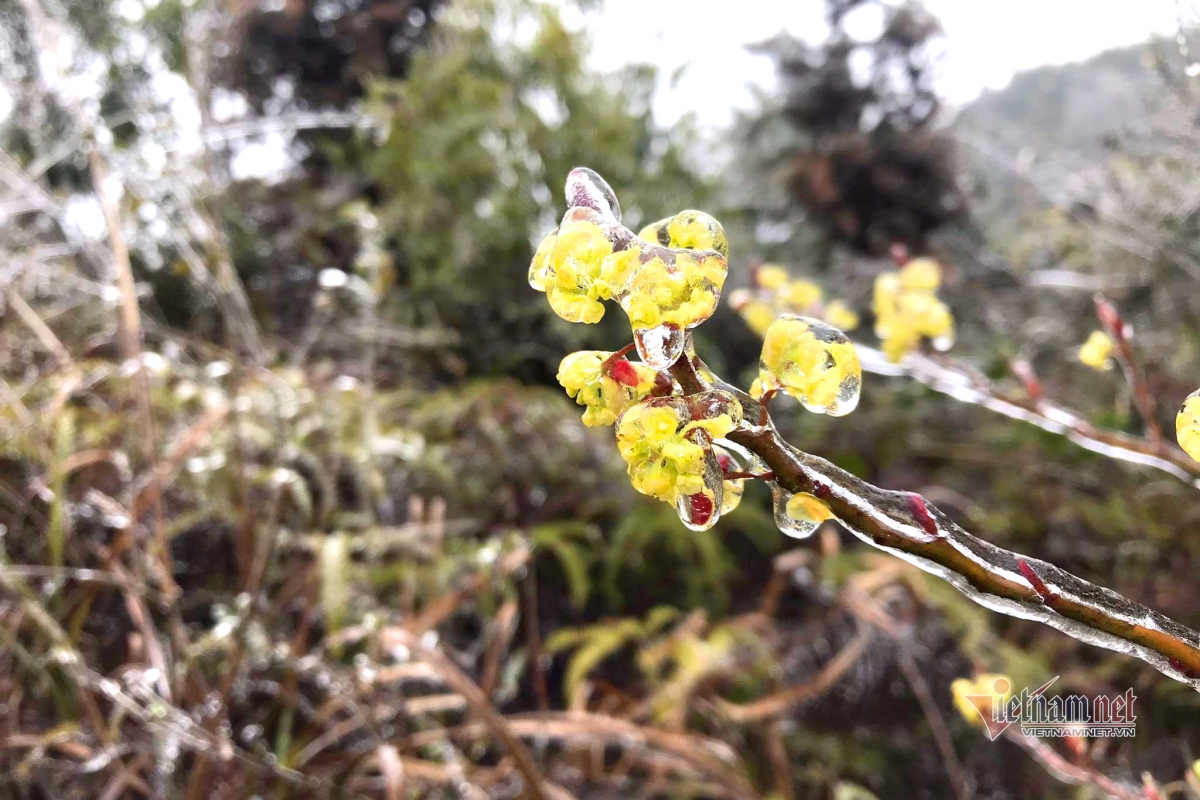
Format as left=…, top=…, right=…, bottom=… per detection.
left=1017, top=558, right=1059, bottom=605
left=889, top=242, right=910, bottom=266
left=607, top=358, right=640, bottom=387
left=1094, top=297, right=1123, bottom=337
left=1011, top=359, right=1043, bottom=402
left=906, top=493, right=938, bottom=536
left=688, top=492, right=715, bottom=527
left=1063, top=735, right=1087, bottom=758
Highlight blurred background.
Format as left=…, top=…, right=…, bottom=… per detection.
left=3, top=0, right=1200, bottom=797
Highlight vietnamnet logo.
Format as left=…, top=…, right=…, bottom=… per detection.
left=956, top=675, right=1137, bottom=741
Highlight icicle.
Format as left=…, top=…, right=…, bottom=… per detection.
left=634, top=324, right=686, bottom=370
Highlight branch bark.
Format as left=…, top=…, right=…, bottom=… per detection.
left=669, top=353, right=1200, bottom=690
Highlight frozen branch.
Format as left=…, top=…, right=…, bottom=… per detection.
left=669, top=354, right=1200, bottom=691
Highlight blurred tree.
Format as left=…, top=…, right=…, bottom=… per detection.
left=735, top=0, right=964, bottom=259
left=219, top=0, right=443, bottom=111
left=217, top=0, right=712, bottom=381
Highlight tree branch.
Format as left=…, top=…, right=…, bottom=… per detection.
left=856, top=344, right=1200, bottom=487
left=669, top=353, right=1200, bottom=690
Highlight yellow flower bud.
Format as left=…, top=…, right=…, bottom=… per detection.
left=1177, top=389, right=1200, bottom=462
left=739, top=299, right=777, bottom=337
left=951, top=674, right=1013, bottom=729
left=777, top=278, right=822, bottom=311
left=824, top=300, right=860, bottom=332
left=899, top=257, right=942, bottom=291
left=755, top=264, right=790, bottom=290
left=556, top=351, right=658, bottom=427
left=785, top=492, right=833, bottom=525
left=872, top=267, right=955, bottom=361
left=1079, top=330, right=1115, bottom=371
left=614, top=394, right=740, bottom=529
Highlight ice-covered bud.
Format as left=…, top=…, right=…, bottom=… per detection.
left=771, top=485, right=835, bottom=539
left=753, top=315, right=861, bottom=417
left=614, top=392, right=743, bottom=529
left=621, top=251, right=727, bottom=368
left=557, top=350, right=659, bottom=427
left=638, top=210, right=729, bottom=259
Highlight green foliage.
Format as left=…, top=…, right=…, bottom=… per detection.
left=531, top=521, right=600, bottom=609
left=603, top=503, right=732, bottom=611
left=351, top=0, right=710, bottom=376
left=546, top=606, right=679, bottom=705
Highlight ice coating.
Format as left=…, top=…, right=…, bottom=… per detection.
left=754, top=314, right=861, bottom=417
left=565, top=167, right=621, bottom=222
left=637, top=209, right=730, bottom=259
left=713, top=443, right=746, bottom=515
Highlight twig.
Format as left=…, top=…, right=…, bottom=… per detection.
left=6, top=288, right=74, bottom=367
left=714, top=627, right=872, bottom=722
left=856, top=345, right=1199, bottom=487
left=669, top=354, right=1200, bottom=689
left=896, top=649, right=970, bottom=800
left=522, top=569, right=551, bottom=711
left=1004, top=728, right=1142, bottom=800
left=764, top=720, right=796, bottom=800
left=389, top=629, right=551, bottom=800
left=1096, top=296, right=1162, bottom=443
left=87, top=149, right=139, bottom=363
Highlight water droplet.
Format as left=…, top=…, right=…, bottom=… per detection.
left=634, top=324, right=685, bottom=370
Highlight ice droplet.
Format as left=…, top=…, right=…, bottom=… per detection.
left=675, top=445, right=724, bottom=531
left=772, top=484, right=835, bottom=539
left=932, top=333, right=955, bottom=352
left=634, top=324, right=685, bottom=370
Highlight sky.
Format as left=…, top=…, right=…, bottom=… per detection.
left=578, top=0, right=1192, bottom=129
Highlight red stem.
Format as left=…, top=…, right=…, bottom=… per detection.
left=1095, top=296, right=1161, bottom=443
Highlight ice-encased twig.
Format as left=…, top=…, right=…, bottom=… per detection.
left=669, top=353, right=1200, bottom=691
left=856, top=344, right=1200, bottom=488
